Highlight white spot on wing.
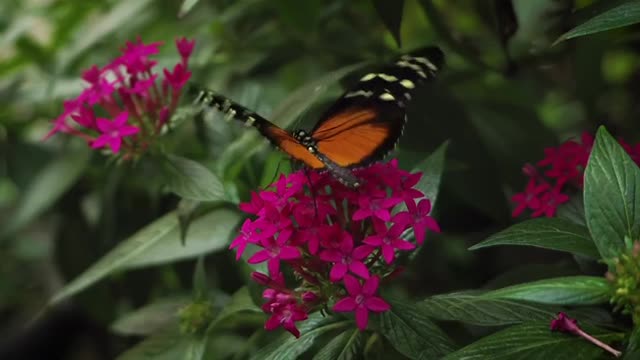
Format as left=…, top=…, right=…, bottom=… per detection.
left=360, top=73, right=377, bottom=81
left=379, top=92, right=395, bottom=101
left=399, top=79, right=415, bottom=89
left=345, top=90, right=374, bottom=98
left=378, top=74, right=398, bottom=82
left=245, top=116, right=256, bottom=127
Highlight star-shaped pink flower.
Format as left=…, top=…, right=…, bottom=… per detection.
left=333, top=275, right=390, bottom=330
left=91, top=112, right=139, bottom=153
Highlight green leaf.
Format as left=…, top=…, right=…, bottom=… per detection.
left=161, top=154, right=226, bottom=202
left=2, top=149, right=89, bottom=238
left=556, top=1, right=640, bottom=44
left=372, top=0, right=405, bottom=47
left=412, top=141, right=448, bottom=209
left=218, top=63, right=364, bottom=177
left=209, top=287, right=262, bottom=331
left=116, top=325, right=207, bottom=360
left=193, top=257, right=207, bottom=301
left=111, top=296, right=190, bottom=336
left=584, top=126, right=640, bottom=260
left=443, top=322, right=623, bottom=360
left=49, top=208, right=240, bottom=305
left=312, top=329, right=363, bottom=360
left=484, top=276, right=611, bottom=306
left=58, top=0, right=153, bottom=70
left=250, top=314, right=350, bottom=360
left=470, top=218, right=599, bottom=259
left=178, top=0, right=200, bottom=18
left=421, top=293, right=557, bottom=326
left=374, top=298, right=455, bottom=359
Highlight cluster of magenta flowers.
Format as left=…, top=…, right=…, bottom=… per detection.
left=46, top=37, right=195, bottom=157
left=512, top=132, right=640, bottom=218
left=230, top=160, right=440, bottom=337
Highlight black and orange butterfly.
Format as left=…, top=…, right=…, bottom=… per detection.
left=194, top=47, right=444, bottom=188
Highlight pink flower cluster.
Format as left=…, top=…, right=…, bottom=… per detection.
left=46, top=37, right=195, bottom=156
left=231, top=160, right=440, bottom=337
left=512, top=132, right=640, bottom=218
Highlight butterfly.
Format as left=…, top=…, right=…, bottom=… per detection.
left=194, top=46, right=444, bottom=188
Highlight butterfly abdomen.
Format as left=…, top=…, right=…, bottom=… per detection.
left=193, top=90, right=268, bottom=131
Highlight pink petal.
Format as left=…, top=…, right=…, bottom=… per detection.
left=355, top=306, right=369, bottom=330
left=343, top=275, right=361, bottom=296
left=106, top=137, right=122, bottom=153
left=279, top=246, right=301, bottom=260
left=319, top=249, right=342, bottom=262
left=349, top=261, right=370, bottom=279
left=264, top=314, right=281, bottom=331
left=352, top=209, right=370, bottom=221
left=330, top=263, right=348, bottom=282
left=333, top=297, right=357, bottom=312
left=362, top=276, right=379, bottom=296
left=381, top=244, right=395, bottom=264
left=365, top=297, right=391, bottom=312
left=353, top=245, right=373, bottom=259
left=247, top=250, right=271, bottom=264
left=96, top=118, right=113, bottom=132
left=392, top=239, right=415, bottom=250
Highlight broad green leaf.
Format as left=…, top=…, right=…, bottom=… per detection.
left=2, top=149, right=89, bottom=238
left=116, top=325, right=206, bottom=360
left=161, top=154, right=226, bottom=202
left=209, top=287, right=262, bottom=330
left=178, top=0, right=200, bottom=18
left=584, top=126, right=640, bottom=260
left=556, top=1, right=640, bottom=44
left=421, top=293, right=557, bottom=326
left=193, top=257, right=207, bottom=300
left=250, top=314, right=350, bottom=360
left=374, top=299, right=454, bottom=359
left=218, top=63, right=364, bottom=178
left=372, top=0, right=405, bottom=47
left=470, top=218, right=599, bottom=259
left=49, top=208, right=240, bottom=305
left=484, top=276, right=611, bottom=306
left=312, top=329, right=363, bottom=360
left=58, top=0, right=153, bottom=70
left=111, top=296, right=190, bottom=336
left=412, top=141, right=448, bottom=209
left=443, top=322, right=624, bottom=360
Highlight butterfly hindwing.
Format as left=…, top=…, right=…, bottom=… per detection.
left=310, top=46, right=444, bottom=168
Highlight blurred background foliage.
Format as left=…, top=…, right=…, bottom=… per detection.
left=0, top=0, right=639, bottom=358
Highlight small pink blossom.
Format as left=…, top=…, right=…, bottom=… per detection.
left=234, top=161, right=440, bottom=337
left=46, top=37, right=195, bottom=158
left=364, top=220, right=414, bottom=264
left=90, top=112, right=139, bottom=153
left=513, top=132, right=640, bottom=218
left=333, top=275, right=390, bottom=330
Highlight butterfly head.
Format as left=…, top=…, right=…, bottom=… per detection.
left=293, top=129, right=318, bottom=154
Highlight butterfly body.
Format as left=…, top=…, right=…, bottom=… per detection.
left=194, top=47, right=444, bottom=188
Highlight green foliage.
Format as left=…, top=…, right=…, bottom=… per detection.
left=557, top=1, right=640, bottom=43
left=585, top=127, right=640, bottom=261
left=3, top=0, right=640, bottom=358
left=470, top=218, right=600, bottom=258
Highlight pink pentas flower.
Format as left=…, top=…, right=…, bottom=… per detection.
left=91, top=112, right=139, bottom=153
left=393, top=199, right=440, bottom=245
left=364, top=220, right=414, bottom=264
left=512, top=131, right=640, bottom=218
left=46, top=37, right=195, bottom=157
left=319, top=232, right=373, bottom=281
left=232, top=161, right=440, bottom=337
left=176, top=37, right=196, bottom=62
left=333, top=275, right=391, bottom=330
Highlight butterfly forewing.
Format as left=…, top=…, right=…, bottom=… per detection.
left=310, top=46, right=443, bottom=168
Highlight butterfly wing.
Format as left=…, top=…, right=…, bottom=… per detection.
left=311, top=46, right=444, bottom=168
left=194, top=89, right=325, bottom=169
